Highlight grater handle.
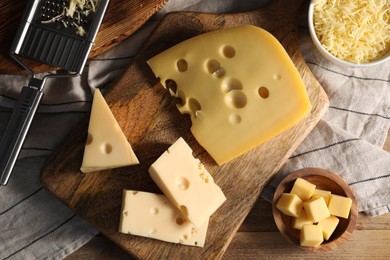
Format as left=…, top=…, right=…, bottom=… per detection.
left=0, top=86, right=43, bottom=186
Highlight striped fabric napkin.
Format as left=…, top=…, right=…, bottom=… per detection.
left=0, top=0, right=388, bottom=259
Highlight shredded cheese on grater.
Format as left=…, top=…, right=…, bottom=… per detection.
left=42, top=0, right=100, bottom=36
left=313, top=0, right=390, bottom=64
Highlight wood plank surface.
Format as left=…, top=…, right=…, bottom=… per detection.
left=0, top=0, right=167, bottom=74
left=66, top=199, right=390, bottom=260
left=41, top=0, right=330, bottom=258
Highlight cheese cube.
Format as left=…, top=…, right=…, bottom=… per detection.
left=276, top=193, right=303, bottom=217
left=292, top=209, right=313, bottom=230
left=318, top=215, right=340, bottom=240
left=147, top=25, right=311, bottom=165
left=311, top=188, right=331, bottom=205
left=149, top=137, right=226, bottom=228
left=119, top=190, right=208, bottom=247
left=81, top=89, right=139, bottom=173
left=328, top=194, right=352, bottom=219
left=303, top=196, right=330, bottom=222
left=290, top=178, right=316, bottom=201
left=300, top=224, right=324, bottom=247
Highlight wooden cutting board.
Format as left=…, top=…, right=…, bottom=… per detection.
left=41, top=0, right=329, bottom=259
left=0, top=0, right=167, bottom=74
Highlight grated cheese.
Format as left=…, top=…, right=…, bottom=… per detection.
left=42, top=0, right=100, bottom=36
left=313, top=0, right=390, bottom=63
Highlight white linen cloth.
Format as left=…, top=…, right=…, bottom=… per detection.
left=0, top=0, right=389, bottom=258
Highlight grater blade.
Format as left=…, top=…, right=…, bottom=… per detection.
left=10, top=0, right=109, bottom=74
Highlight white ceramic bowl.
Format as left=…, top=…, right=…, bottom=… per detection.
left=308, top=1, right=390, bottom=68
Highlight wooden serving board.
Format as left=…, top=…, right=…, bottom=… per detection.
left=0, top=0, right=167, bottom=74
left=41, top=0, right=329, bottom=259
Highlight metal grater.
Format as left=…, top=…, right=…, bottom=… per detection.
left=0, top=0, right=109, bottom=187
left=12, top=0, right=109, bottom=73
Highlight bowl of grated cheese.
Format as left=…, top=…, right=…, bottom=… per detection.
left=308, top=0, right=390, bottom=68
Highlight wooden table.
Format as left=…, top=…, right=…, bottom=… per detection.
left=66, top=129, right=390, bottom=259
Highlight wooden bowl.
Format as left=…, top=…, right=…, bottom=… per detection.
left=272, top=168, right=358, bottom=252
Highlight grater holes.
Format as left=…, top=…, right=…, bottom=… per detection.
left=40, top=1, right=59, bottom=23
left=40, top=0, right=97, bottom=36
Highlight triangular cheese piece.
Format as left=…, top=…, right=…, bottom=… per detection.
left=80, top=89, right=139, bottom=173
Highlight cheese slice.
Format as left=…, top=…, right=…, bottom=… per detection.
left=119, top=190, right=208, bottom=247
left=80, top=89, right=139, bottom=173
left=149, top=137, right=226, bottom=228
left=147, top=25, right=311, bottom=165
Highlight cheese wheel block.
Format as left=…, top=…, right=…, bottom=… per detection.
left=147, top=25, right=311, bottom=165
left=80, top=89, right=139, bottom=173
left=119, top=190, right=208, bottom=247
left=149, top=137, right=226, bottom=228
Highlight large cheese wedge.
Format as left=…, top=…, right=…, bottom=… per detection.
left=119, top=190, right=208, bottom=247
left=147, top=25, right=311, bottom=165
left=149, top=137, right=226, bottom=228
left=80, top=89, right=139, bottom=173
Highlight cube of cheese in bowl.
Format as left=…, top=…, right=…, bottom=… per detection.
left=272, top=168, right=357, bottom=252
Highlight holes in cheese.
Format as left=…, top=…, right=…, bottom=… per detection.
left=258, top=86, right=269, bottom=99
left=179, top=205, right=189, bottom=217
left=222, top=78, right=243, bottom=93
left=225, top=90, right=247, bottom=109
left=80, top=89, right=139, bottom=173
left=150, top=207, right=159, bottom=215
left=119, top=190, right=208, bottom=247
left=147, top=25, right=312, bottom=165
left=228, top=114, right=242, bottom=125
left=221, top=45, right=236, bottom=58
left=86, top=133, right=93, bottom=145
left=273, top=73, right=282, bottom=80
left=101, top=143, right=113, bottom=154
left=176, top=177, right=190, bottom=190
left=199, top=172, right=210, bottom=184
left=176, top=216, right=185, bottom=225
left=206, top=59, right=226, bottom=78
left=188, top=98, right=202, bottom=118
left=176, top=59, right=188, bottom=72
left=149, top=137, right=226, bottom=228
